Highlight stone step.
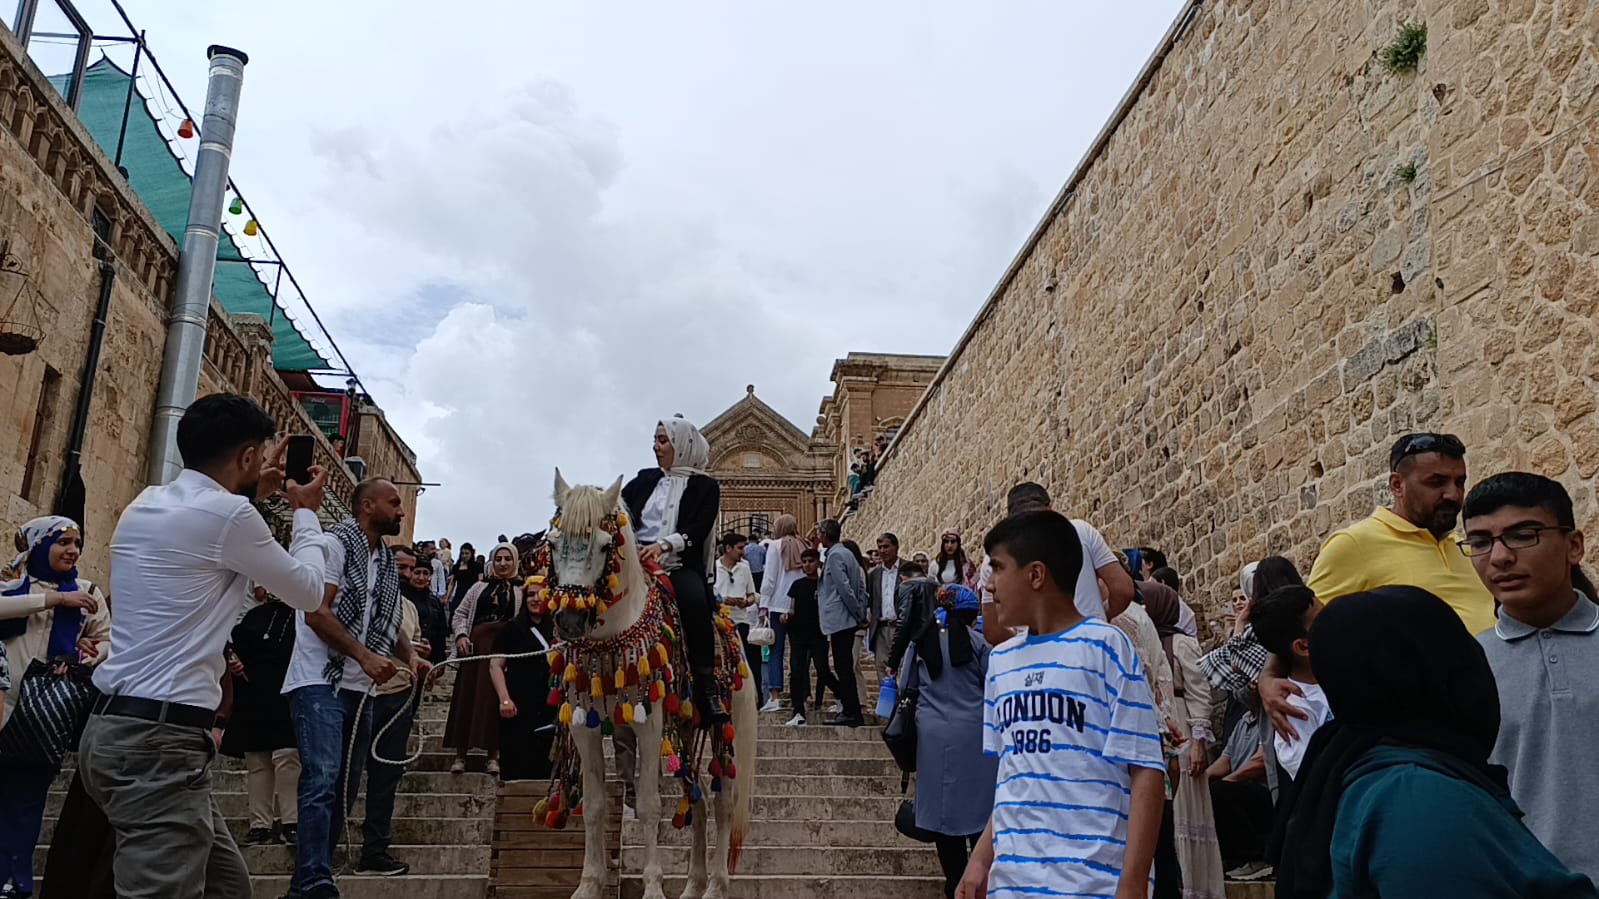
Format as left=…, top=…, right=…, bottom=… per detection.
left=622, top=844, right=940, bottom=877
left=628, top=817, right=911, bottom=848
left=413, top=733, right=888, bottom=758
left=44, top=790, right=494, bottom=823
left=33, top=843, right=490, bottom=878
left=637, top=794, right=901, bottom=821
left=620, top=873, right=942, bottom=899
left=249, top=874, right=488, bottom=899
left=40, top=814, right=493, bottom=847
left=46, top=769, right=498, bottom=800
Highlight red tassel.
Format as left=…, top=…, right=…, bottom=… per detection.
left=708, top=759, right=723, bottom=778
left=547, top=688, right=563, bottom=707
left=626, top=664, right=640, bottom=686
left=613, top=704, right=627, bottom=725
left=665, top=693, right=681, bottom=715
left=723, top=723, right=736, bottom=742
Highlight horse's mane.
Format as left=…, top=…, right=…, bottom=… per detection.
left=558, top=485, right=613, bottom=534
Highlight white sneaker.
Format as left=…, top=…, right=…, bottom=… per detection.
left=623, top=804, right=638, bottom=821
left=784, top=714, right=806, bottom=727
left=759, top=699, right=781, bottom=713
left=829, top=703, right=842, bottom=714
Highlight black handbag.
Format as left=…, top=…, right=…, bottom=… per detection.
left=881, top=645, right=919, bottom=773
left=894, top=772, right=938, bottom=843
left=0, top=656, right=100, bottom=767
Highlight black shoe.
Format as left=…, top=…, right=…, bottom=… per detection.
left=280, top=824, right=298, bottom=847
left=355, top=854, right=410, bottom=876
left=825, top=715, right=864, bottom=728
left=242, top=827, right=276, bottom=846
left=692, top=672, right=731, bottom=729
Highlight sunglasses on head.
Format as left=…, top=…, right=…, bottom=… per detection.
left=1392, top=432, right=1465, bottom=467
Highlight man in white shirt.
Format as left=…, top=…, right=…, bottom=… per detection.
left=865, top=532, right=903, bottom=670
left=281, top=478, right=426, bottom=899
left=975, top=482, right=1135, bottom=645
left=714, top=532, right=763, bottom=701
left=83, top=393, right=331, bottom=899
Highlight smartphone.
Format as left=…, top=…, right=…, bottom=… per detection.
left=285, top=435, right=315, bottom=485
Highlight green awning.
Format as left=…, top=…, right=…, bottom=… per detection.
left=52, top=58, right=331, bottom=371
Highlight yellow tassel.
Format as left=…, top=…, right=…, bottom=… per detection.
left=590, top=675, right=604, bottom=696
left=617, top=512, right=629, bottom=527
left=563, top=666, right=577, bottom=684
left=661, top=737, right=674, bottom=757
left=621, top=703, right=635, bottom=724
left=597, top=600, right=609, bottom=616
left=638, top=657, right=651, bottom=678
left=615, top=668, right=627, bottom=690
left=738, top=661, right=751, bottom=679
left=559, top=703, right=574, bottom=725
left=607, top=573, right=621, bottom=592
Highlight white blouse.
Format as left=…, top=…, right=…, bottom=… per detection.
left=634, top=476, right=678, bottom=544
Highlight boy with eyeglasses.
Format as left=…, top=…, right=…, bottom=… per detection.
left=1464, top=471, right=1599, bottom=882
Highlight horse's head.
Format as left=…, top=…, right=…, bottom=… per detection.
left=546, top=469, right=628, bottom=641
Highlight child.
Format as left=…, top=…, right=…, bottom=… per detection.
left=1248, top=585, right=1331, bottom=780
left=783, top=549, right=838, bottom=726
left=958, top=511, right=1165, bottom=899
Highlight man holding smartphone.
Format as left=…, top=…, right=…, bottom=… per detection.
left=86, top=393, right=331, bottom=899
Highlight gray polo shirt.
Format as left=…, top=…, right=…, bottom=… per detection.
left=1478, top=591, right=1599, bottom=882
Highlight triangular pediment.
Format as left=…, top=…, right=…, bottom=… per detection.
left=703, top=388, right=815, bottom=473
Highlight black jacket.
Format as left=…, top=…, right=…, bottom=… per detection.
left=405, top=586, right=451, bottom=664
left=622, top=469, right=721, bottom=576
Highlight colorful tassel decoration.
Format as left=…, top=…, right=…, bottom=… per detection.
left=590, top=675, right=605, bottom=697
left=559, top=703, right=574, bottom=726
left=680, top=699, right=695, bottom=720
left=601, top=719, right=615, bottom=736
left=614, top=668, right=627, bottom=691
left=533, top=798, right=549, bottom=819
left=738, top=660, right=751, bottom=679
left=607, top=573, right=621, bottom=592
left=634, top=702, right=647, bottom=723
left=617, top=703, right=632, bottom=725
left=711, top=777, right=723, bottom=793
left=723, top=723, right=737, bottom=742
left=638, top=656, right=652, bottom=678
left=661, top=737, right=674, bottom=757
left=708, top=759, right=723, bottom=778
left=666, top=754, right=682, bottom=774
left=563, top=666, right=577, bottom=684
left=725, top=762, right=737, bottom=779
left=585, top=708, right=601, bottom=729
left=547, top=687, right=563, bottom=707
left=665, top=694, right=681, bottom=715
left=617, top=512, right=629, bottom=527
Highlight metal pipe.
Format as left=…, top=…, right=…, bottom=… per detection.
left=113, top=31, right=144, bottom=170
left=56, top=256, right=117, bottom=526
left=146, top=44, right=248, bottom=485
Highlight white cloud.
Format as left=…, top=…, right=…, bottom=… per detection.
left=83, top=0, right=1187, bottom=543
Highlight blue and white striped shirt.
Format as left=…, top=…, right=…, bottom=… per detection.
left=982, top=618, right=1165, bottom=898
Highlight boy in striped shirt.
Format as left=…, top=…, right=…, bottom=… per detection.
left=958, top=511, right=1166, bottom=899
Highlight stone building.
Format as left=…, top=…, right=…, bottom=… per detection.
left=0, top=22, right=419, bottom=584
left=703, top=385, right=834, bottom=536
left=815, top=352, right=944, bottom=514
left=846, top=0, right=1599, bottom=616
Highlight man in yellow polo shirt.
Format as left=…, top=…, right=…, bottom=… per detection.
left=1263, top=433, right=1495, bottom=740
left=1306, top=432, right=1496, bottom=634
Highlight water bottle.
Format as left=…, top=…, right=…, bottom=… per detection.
left=876, top=671, right=898, bottom=719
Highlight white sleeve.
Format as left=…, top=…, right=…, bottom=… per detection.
left=322, top=537, right=346, bottom=588
left=759, top=543, right=782, bottom=603
left=219, top=506, right=327, bottom=612
left=982, top=661, right=1001, bottom=756
left=1077, top=521, right=1117, bottom=573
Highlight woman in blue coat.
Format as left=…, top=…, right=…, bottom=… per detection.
left=904, top=583, right=998, bottom=899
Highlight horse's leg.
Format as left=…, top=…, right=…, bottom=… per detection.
left=681, top=779, right=708, bottom=899
left=571, top=725, right=609, bottom=899
left=704, top=780, right=733, bottom=899
left=636, top=714, right=668, bottom=899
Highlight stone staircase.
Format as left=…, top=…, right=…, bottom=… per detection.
left=620, top=658, right=947, bottom=899
left=40, top=672, right=496, bottom=899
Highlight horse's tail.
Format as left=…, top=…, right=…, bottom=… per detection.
left=727, top=668, right=759, bottom=874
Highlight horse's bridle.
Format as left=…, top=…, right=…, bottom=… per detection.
left=531, top=509, right=630, bottom=623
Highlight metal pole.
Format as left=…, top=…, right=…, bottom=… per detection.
left=113, top=31, right=144, bottom=170
left=146, top=45, right=248, bottom=486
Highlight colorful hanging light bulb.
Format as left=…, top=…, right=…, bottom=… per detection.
left=229, top=197, right=244, bottom=215
left=177, top=118, right=195, bottom=139
left=243, top=219, right=259, bottom=237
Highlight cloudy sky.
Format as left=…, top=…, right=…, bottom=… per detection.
left=55, top=1, right=1182, bottom=542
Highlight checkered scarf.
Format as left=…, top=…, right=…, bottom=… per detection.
left=323, top=519, right=402, bottom=687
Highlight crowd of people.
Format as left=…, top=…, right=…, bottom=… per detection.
left=2, top=389, right=1597, bottom=899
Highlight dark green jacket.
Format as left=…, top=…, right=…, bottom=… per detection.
left=1332, top=746, right=1597, bottom=898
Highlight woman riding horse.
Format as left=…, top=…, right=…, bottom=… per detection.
left=622, top=416, right=725, bottom=726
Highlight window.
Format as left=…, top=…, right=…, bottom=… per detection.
left=742, top=453, right=762, bottom=468
left=16, top=0, right=93, bottom=109
left=20, top=364, right=61, bottom=502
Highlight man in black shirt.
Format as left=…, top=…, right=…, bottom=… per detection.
left=783, top=550, right=838, bottom=726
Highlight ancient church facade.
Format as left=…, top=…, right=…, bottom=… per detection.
left=847, top=0, right=1599, bottom=615
left=703, top=386, right=835, bottom=537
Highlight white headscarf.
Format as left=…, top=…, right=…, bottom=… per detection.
left=656, top=416, right=714, bottom=571
left=10, top=515, right=79, bottom=574
left=1239, top=561, right=1260, bottom=600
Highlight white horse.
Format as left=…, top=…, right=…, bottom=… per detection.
left=543, top=471, right=758, bottom=899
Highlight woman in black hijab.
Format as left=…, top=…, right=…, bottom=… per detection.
left=1271, top=586, right=1595, bottom=898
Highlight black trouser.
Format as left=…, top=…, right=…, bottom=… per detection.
left=670, top=568, right=717, bottom=685
left=735, top=623, right=764, bottom=699
left=790, top=631, right=838, bottom=719
left=1153, top=797, right=1181, bottom=899
left=828, top=629, right=863, bottom=720
left=1211, top=778, right=1274, bottom=868
left=934, top=833, right=980, bottom=898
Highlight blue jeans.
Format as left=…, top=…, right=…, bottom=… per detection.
left=0, top=765, right=54, bottom=893
left=361, top=690, right=417, bottom=860
left=766, top=616, right=789, bottom=693
left=288, top=685, right=372, bottom=897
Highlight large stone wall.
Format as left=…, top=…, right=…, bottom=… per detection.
left=846, top=0, right=1599, bottom=615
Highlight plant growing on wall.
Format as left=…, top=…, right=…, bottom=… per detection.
left=1394, top=162, right=1418, bottom=184
left=1381, top=23, right=1427, bottom=73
